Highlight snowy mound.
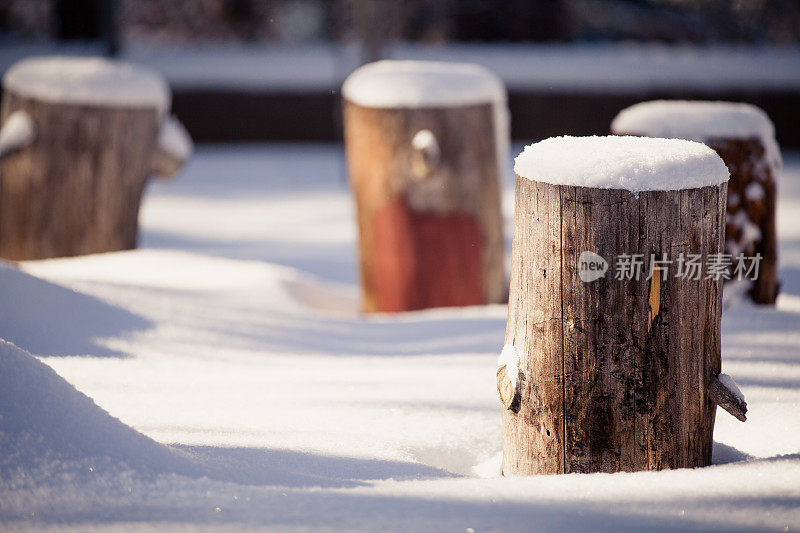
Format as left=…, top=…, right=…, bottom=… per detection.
left=0, top=339, right=193, bottom=475
left=342, top=60, right=505, bottom=108
left=514, top=135, right=729, bottom=193
left=3, top=56, right=170, bottom=114
left=0, top=261, right=151, bottom=357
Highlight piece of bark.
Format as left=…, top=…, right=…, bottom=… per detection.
left=502, top=177, right=728, bottom=475
left=708, top=375, right=747, bottom=422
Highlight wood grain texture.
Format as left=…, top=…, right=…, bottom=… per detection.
left=502, top=178, right=564, bottom=475
left=344, top=99, right=505, bottom=313
left=0, top=89, right=160, bottom=260
left=503, top=177, right=727, bottom=474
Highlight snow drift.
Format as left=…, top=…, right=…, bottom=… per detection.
left=0, top=260, right=152, bottom=357
left=0, top=339, right=196, bottom=478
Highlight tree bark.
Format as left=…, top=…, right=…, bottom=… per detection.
left=0, top=88, right=189, bottom=260
left=502, top=177, right=728, bottom=474
left=707, top=138, right=778, bottom=304
left=344, top=100, right=505, bottom=312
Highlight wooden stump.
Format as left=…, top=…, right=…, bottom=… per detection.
left=0, top=56, right=192, bottom=261
left=707, top=138, right=778, bottom=304
left=611, top=101, right=781, bottom=304
left=501, top=136, right=745, bottom=475
left=343, top=61, right=507, bottom=312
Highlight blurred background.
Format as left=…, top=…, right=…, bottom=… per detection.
left=1, top=0, right=798, bottom=145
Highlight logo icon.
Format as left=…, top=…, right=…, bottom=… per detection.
left=578, top=251, right=608, bottom=282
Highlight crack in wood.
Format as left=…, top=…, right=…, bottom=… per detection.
left=648, top=266, right=662, bottom=330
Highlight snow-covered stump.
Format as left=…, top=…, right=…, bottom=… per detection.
left=500, top=136, right=746, bottom=476
left=612, top=101, right=781, bottom=304
left=0, top=57, right=192, bottom=261
left=342, top=61, right=508, bottom=312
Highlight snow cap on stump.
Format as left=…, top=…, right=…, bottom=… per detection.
left=611, top=100, right=775, bottom=144
left=3, top=56, right=170, bottom=115
left=611, top=100, right=781, bottom=171
left=342, top=60, right=505, bottom=109
left=343, top=59, right=511, bottom=187
left=514, top=135, right=729, bottom=194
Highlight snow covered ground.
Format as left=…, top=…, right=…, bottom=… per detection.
left=1, top=143, right=799, bottom=531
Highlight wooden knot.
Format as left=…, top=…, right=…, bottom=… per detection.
left=410, top=129, right=440, bottom=180
left=497, top=344, right=521, bottom=411
left=497, top=366, right=520, bottom=411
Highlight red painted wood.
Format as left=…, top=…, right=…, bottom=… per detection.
left=371, top=197, right=485, bottom=312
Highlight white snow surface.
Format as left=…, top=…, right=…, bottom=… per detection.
left=342, top=60, right=505, bottom=108
left=514, top=135, right=729, bottom=192
left=497, top=344, right=519, bottom=389
left=0, top=110, right=35, bottom=158
left=411, top=129, right=437, bottom=152
left=611, top=100, right=783, bottom=176
left=3, top=56, right=170, bottom=114
left=0, top=339, right=196, bottom=475
left=156, top=114, right=193, bottom=162
left=718, top=373, right=746, bottom=404
left=1, top=144, right=799, bottom=531
left=611, top=100, right=775, bottom=143
left=745, top=182, right=765, bottom=202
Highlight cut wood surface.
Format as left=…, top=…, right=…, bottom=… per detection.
left=344, top=100, right=505, bottom=312
left=0, top=88, right=190, bottom=261
left=502, top=177, right=728, bottom=474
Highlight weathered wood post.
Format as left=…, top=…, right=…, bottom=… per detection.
left=499, top=136, right=747, bottom=475
left=612, top=101, right=781, bottom=304
left=343, top=60, right=507, bottom=312
left=0, top=56, right=192, bottom=261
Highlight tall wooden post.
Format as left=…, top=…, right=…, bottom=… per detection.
left=612, top=100, right=781, bottom=304
left=0, top=56, right=192, bottom=261
left=500, top=136, right=746, bottom=475
left=343, top=61, right=507, bottom=312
